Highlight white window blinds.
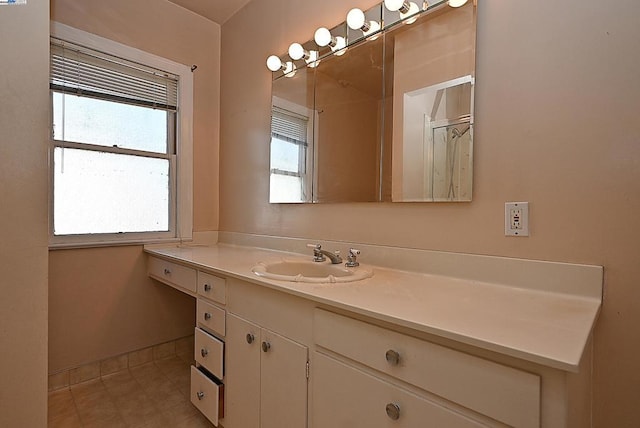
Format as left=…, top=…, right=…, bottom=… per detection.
left=50, top=37, right=179, bottom=111
left=271, top=106, right=308, bottom=146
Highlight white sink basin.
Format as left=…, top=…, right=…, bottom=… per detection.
left=252, top=258, right=373, bottom=283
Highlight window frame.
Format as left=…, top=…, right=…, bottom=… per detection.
left=49, top=22, right=193, bottom=248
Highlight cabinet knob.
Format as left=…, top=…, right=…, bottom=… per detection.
left=163, top=268, right=171, bottom=275
left=200, top=348, right=208, bottom=358
left=385, top=349, right=400, bottom=366
left=385, top=403, right=400, bottom=420
left=204, top=283, right=212, bottom=292
left=246, top=333, right=255, bottom=344
left=197, top=391, right=205, bottom=401
left=261, top=341, right=271, bottom=353
left=204, top=312, right=212, bottom=321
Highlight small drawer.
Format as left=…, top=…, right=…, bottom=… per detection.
left=191, top=365, right=224, bottom=426
left=197, top=299, right=226, bottom=337
left=195, top=327, right=224, bottom=379
left=314, top=309, right=540, bottom=428
left=148, top=256, right=197, bottom=294
left=312, top=352, right=484, bottom=428
left=198, top=271, right=226, bottom=305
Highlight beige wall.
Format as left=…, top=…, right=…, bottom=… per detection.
left=220, top=0, right=640, bottom=426
left=48, top=0, right=221, bottom=372
left=48, top=246, right=196, bottom=372
left=0, top=1, right=49, bottom=426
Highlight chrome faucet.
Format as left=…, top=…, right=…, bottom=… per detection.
left=345, top=248, right=360, bottom=267
left=307, top=243, right=343, bottom=264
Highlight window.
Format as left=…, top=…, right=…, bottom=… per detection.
left=269, top=99, right=314, bottom=203
left=49, top=23, right=193, bottom=246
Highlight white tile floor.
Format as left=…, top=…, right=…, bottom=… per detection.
left=48, top=355, right=213, bottom=428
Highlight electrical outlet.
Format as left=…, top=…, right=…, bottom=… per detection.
left=505, top=202, right=529, bottom=236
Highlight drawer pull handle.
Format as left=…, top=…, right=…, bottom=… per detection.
left=204, top=283, right=212, bottom=292
left=197, top=391, right=205, bottom=401
left=204, top=312, right=212, bottom=321
left=385, top=403, right=401, bottom=420
left=201, top=348, right=208, bottom=358
left=163, top=268, right=171, bottom=275
left=385, top=349, right=400, bottom=366
left=261, top=341, right=271, bottom=353
left=246, top=333, right=255, bottom=344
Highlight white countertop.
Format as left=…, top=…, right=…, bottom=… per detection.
left=145, top=242, right=602, bottom=372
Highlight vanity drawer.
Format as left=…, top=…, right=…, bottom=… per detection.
left=314, top=309, right=540, bottom=428
left=148, top=257, right=197, bottom=294
left=312, top=352, right=484, bottom=428
left=198, top=271, right=226, bottom=305
left=191, top=365, right=224, bottom=426
left=195, top=327, right=224, bottom=379
left=197, top=299, right=226, bottom=337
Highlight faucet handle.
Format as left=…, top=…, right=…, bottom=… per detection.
left=307, top=243, right=325, bottom=262
left=346, top=248, right=360, bottom=267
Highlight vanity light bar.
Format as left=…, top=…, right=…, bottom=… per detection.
left=265, top=0, right=460, bottom=75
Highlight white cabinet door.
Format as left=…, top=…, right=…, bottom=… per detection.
left=226, top=313, right=309, bottom=428
left=260, top=329, right=308, bottom=428
left=225, top=314, right=261, bottom=428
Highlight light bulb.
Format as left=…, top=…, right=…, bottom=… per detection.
left=384, top=0, right=408, bottom=12
left=346, top=8, right=366, bottom=30
left=333, top=36, right=347, bottom=56
left=400, top=2, right=420, bottom=24
left=314, top=28, right=347, bottom=56
left=314, top=27, right=332, bottom=47
left=449, top=0, right=468, bottom=7
left=288, top=43, right=305, bottom=60
left=266, top=55, right=283, bottom=72
left=363, top=21, right=381, bottom=39
left=347, top=7, right=381, bottom=39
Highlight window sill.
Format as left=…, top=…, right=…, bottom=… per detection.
left=48, top=237, right=191, bottom=251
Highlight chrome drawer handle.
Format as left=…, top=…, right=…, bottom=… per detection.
left=386, top=403, right=400, bottom=420
left=204, top=283, right=212, bottom=292
left=261, top=341, right=271, bottom=352
left=201, top=348, right=208, bottom=358
left=197, top=391, right=205, bottom=401
left=204, top=312, right=212, bottom=321
left=246, top=333, right=255, bottom=344
left=163, top=268, right=171, bottom=275
left=385, top=349, right=400, bottom=366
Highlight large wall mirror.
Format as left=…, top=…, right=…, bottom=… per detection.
left=269, top=1, right=477, bottom=203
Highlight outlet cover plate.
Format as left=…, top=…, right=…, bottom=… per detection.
left=505, top=202, right=529, bottom=236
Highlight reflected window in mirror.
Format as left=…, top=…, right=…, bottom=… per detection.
left=269, top=98, right=315, bottom=203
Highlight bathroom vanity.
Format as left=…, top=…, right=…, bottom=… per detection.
left=146, top=234, right=602, bottom=428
